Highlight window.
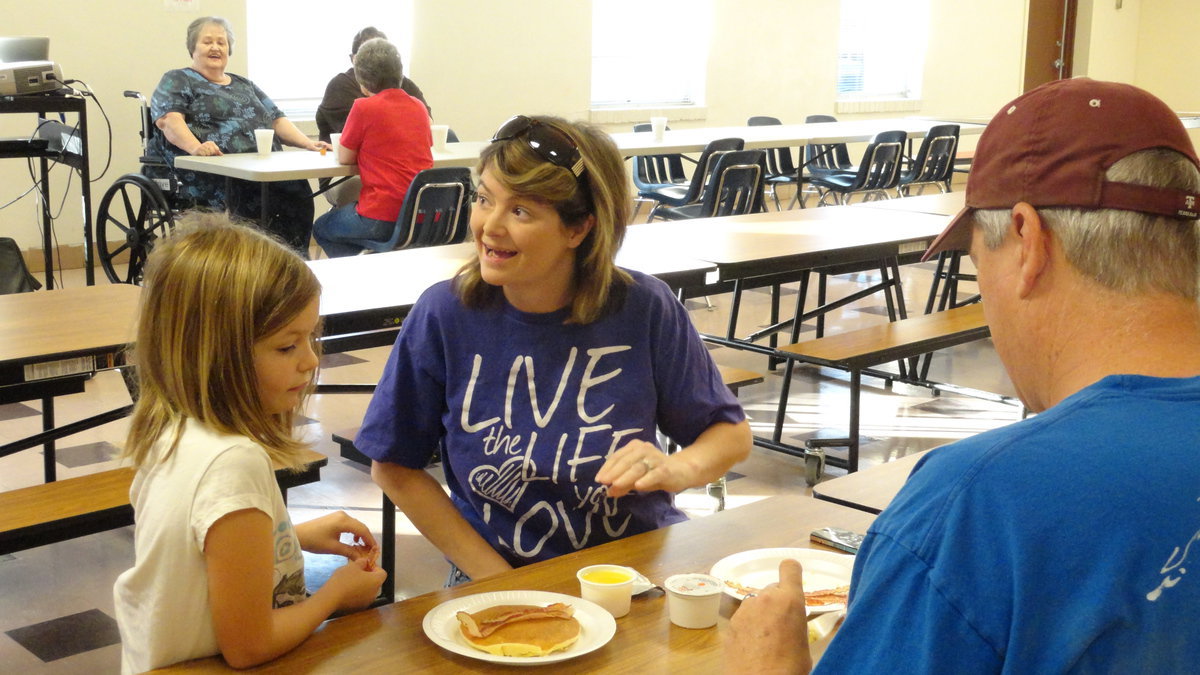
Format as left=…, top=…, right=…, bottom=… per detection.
left=591, top=0, right=712, bottom=108
left=836, top=0, right=929, bottom=101
left=245, top=0, right=414, bottom=118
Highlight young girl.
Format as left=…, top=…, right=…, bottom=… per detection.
left=113, top=215, right=386, bottom=673
left=358, top=116, right=752, bottom=584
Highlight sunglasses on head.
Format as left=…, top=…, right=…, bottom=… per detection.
left=490, top=115, right=586, bottom=179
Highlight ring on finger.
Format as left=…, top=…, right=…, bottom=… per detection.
left=640, top=458, right=655, bottom=472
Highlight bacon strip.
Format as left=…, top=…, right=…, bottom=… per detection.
left=723, top=579, right=850, bottom=606
left=455, top=603, right=575, bottom=638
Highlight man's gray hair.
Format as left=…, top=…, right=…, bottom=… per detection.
left=186, top=16, right=235, bottom=57
left=974, top=148, right=1200, bottom=300
left=353, top=38, right=403, bottom=94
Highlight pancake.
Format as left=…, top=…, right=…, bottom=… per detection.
left=456, top=603, right=581, bottom=657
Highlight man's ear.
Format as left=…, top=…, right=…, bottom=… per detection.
left=567, top=215, right=596, bottom=249
left=1010, top=202, right=1050, bottom=299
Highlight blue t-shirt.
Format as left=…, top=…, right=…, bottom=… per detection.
left=817, top=374, right=1200, bottom=674
left=357, top=271, right=745, bottom=566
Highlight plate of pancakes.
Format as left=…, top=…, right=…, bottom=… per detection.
left=422, top=590, right=617, bottom=664
left=710, top=547, right=854, bottom=613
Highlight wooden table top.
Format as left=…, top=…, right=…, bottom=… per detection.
left=156, top=494, right=876, bottom=673
left=0, top=284, right=140, bottom=367
left=625, top=206, right=950, bottom=282
left=813, top=449, right=931, bottom=514
left=852, top=191, right=966, bottom=217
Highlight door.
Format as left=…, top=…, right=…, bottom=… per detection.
left=1024, top=0, right=1077, bottom=92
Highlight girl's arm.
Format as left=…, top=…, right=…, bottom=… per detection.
left=205, top=508, right=385, bottom=668
left=597, top=419, right=751, bottom=498
left=371, top=461, right=513, bottom=580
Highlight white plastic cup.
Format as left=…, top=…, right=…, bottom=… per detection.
left=576, top=564, right=636, bottom=618
left=254, top=128, right=273, bottom=157
left=664, top=573, right=722, bottom=629
left=430, top=124, right=449, bottom=152
left=650, top=116, right=667, bottom=142
left=330, top=133, right=342, bottom=155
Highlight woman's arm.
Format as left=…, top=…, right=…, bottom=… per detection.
left=597, top=418, right=751, bottom=498
left=272, top=116, right=329, bottom=152
left=205, top=509, right=385, bottom=668
left=371, top=461, right=513, bottom=580
left=156, top=111, right=221, bottom=156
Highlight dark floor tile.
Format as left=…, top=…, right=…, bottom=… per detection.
left=0, top=403, right=38, bottom=421
left=5, top=609, right=121, bottom=662
left=54, top=441, right=120, bottom=468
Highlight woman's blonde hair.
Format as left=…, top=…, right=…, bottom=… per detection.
left=121, top=213, right=321, bottom=469
left=456, top=116, right=632, bottom=324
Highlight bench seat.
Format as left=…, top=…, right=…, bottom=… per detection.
left=763, top=303, right=990, bottom=478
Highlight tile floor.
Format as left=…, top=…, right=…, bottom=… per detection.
left=0, top=244, right=1022, bottom=673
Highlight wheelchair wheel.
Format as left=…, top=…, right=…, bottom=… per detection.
left=96, top=173, right=175, bottom=284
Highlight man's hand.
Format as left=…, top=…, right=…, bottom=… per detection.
left=724, top=558, right=813, bottom=674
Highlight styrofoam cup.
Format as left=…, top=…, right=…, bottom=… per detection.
left=431, top=124, right=449, bottom=152
left=650, top=116, right=667, bottom=141
left=330, top=133, right=342, bottom=155
left=577, top=564, right=636, bottom=618
left=254, top=128, right=273, bottom=157
left=664, top=573, right=722, bottom=629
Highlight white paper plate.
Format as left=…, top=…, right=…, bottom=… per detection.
left=422, top=590, right=616, bottom=665
left=709, top=547, right=854, bottom=612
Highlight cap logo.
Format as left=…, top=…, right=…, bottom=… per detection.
left=1089, top=98, right=1102, bottom=108
left=1188, top=195, right=1196, bottom=210
left=1007, top=105, right=1017, bottom=115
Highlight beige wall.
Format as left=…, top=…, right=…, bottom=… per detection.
left=1, top=0, right=1193, bottom=264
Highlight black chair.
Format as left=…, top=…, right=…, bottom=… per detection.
left=645, top=137, right=745, bottom=222
left=360, top=167, right=473, bottom=253
left=653, top=150, right=768, bottom=220
left=747, top=116, right=802, bottom=210
left=802, top=114, right=856, bottom=180
left=899, top=124, right=959, bottom=195
left=809, top=130, right=907, bottom=205
left=630, top=122, right=692, bottom=221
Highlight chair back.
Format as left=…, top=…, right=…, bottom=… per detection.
left=747, top=116, right=798, bottom=177
left=679, top=137, right=745, bottom=205
left=900, top=124, right=959, bottom=191
left=631, top=122, right=689, bottom=191
left=696, top=149, right=768, bottom=218
left=803, top=114, right=854, bottom=175
left=363, top=167, right=473, bottom=253
left=846, top=130, right=907, bottom=192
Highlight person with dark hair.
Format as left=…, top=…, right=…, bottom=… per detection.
left=725, top=79, right=1200, bottom=673
left=147, top=16, right=326, bottom=253
left=357, top=115, right=752, bottom=585
left=311, top=38, right=433, bottom=257
left=315, top=26, right=430, bottom=143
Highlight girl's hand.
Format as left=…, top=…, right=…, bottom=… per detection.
left=295, top=511, right=378, bottom=559
left=595, top=440, right=691, bottom=498
left=325, top=557, right=387, bottom=612
left=191, top=140, right=223, bottom=156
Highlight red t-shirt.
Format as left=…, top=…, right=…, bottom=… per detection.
left=340, top=89, right=433, bottom=221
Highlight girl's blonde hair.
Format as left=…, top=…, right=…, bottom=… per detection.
left=121, top=213, right=321, bottom=469
left=456, top=116, right=632, bottom=324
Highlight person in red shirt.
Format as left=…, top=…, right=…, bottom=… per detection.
left=312, top=37, right=433, bottom=257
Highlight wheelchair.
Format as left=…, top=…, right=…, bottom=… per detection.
left=94, top=91, right=182, bottom=284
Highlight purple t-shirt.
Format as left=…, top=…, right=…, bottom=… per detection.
left=357, top=270, right=745, bottom=566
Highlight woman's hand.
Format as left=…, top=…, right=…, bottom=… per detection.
left=323, top=556, right=387, bottom=613
left=191, top=140, right=223, bottom=156
left=595, top=440, right=691, bottom=498
left=295, top=511, right=378, bottom=560
left=725, top=559, right=814, bottom=674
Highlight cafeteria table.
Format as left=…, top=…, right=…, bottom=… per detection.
left=155, top=493, right=876, bottom=673
left=812, top=449, right=931, bottom=514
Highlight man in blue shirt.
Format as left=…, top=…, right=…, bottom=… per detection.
left=726, top=78, right=1200, bottom=673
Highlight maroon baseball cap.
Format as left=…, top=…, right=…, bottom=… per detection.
left=922, top=78, right=1200, bottom=261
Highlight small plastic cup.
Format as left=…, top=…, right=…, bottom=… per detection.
left=430, top=124, right=450, bottom=152
left=650, top=116, right=667, bottom=141
left=664, top=573, right=722, bottom=629
left=254, top=128, right=273, bottom=157
left=576, top=564, right=636, bottom=618
left=330, top=133, right=342, bottom=155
